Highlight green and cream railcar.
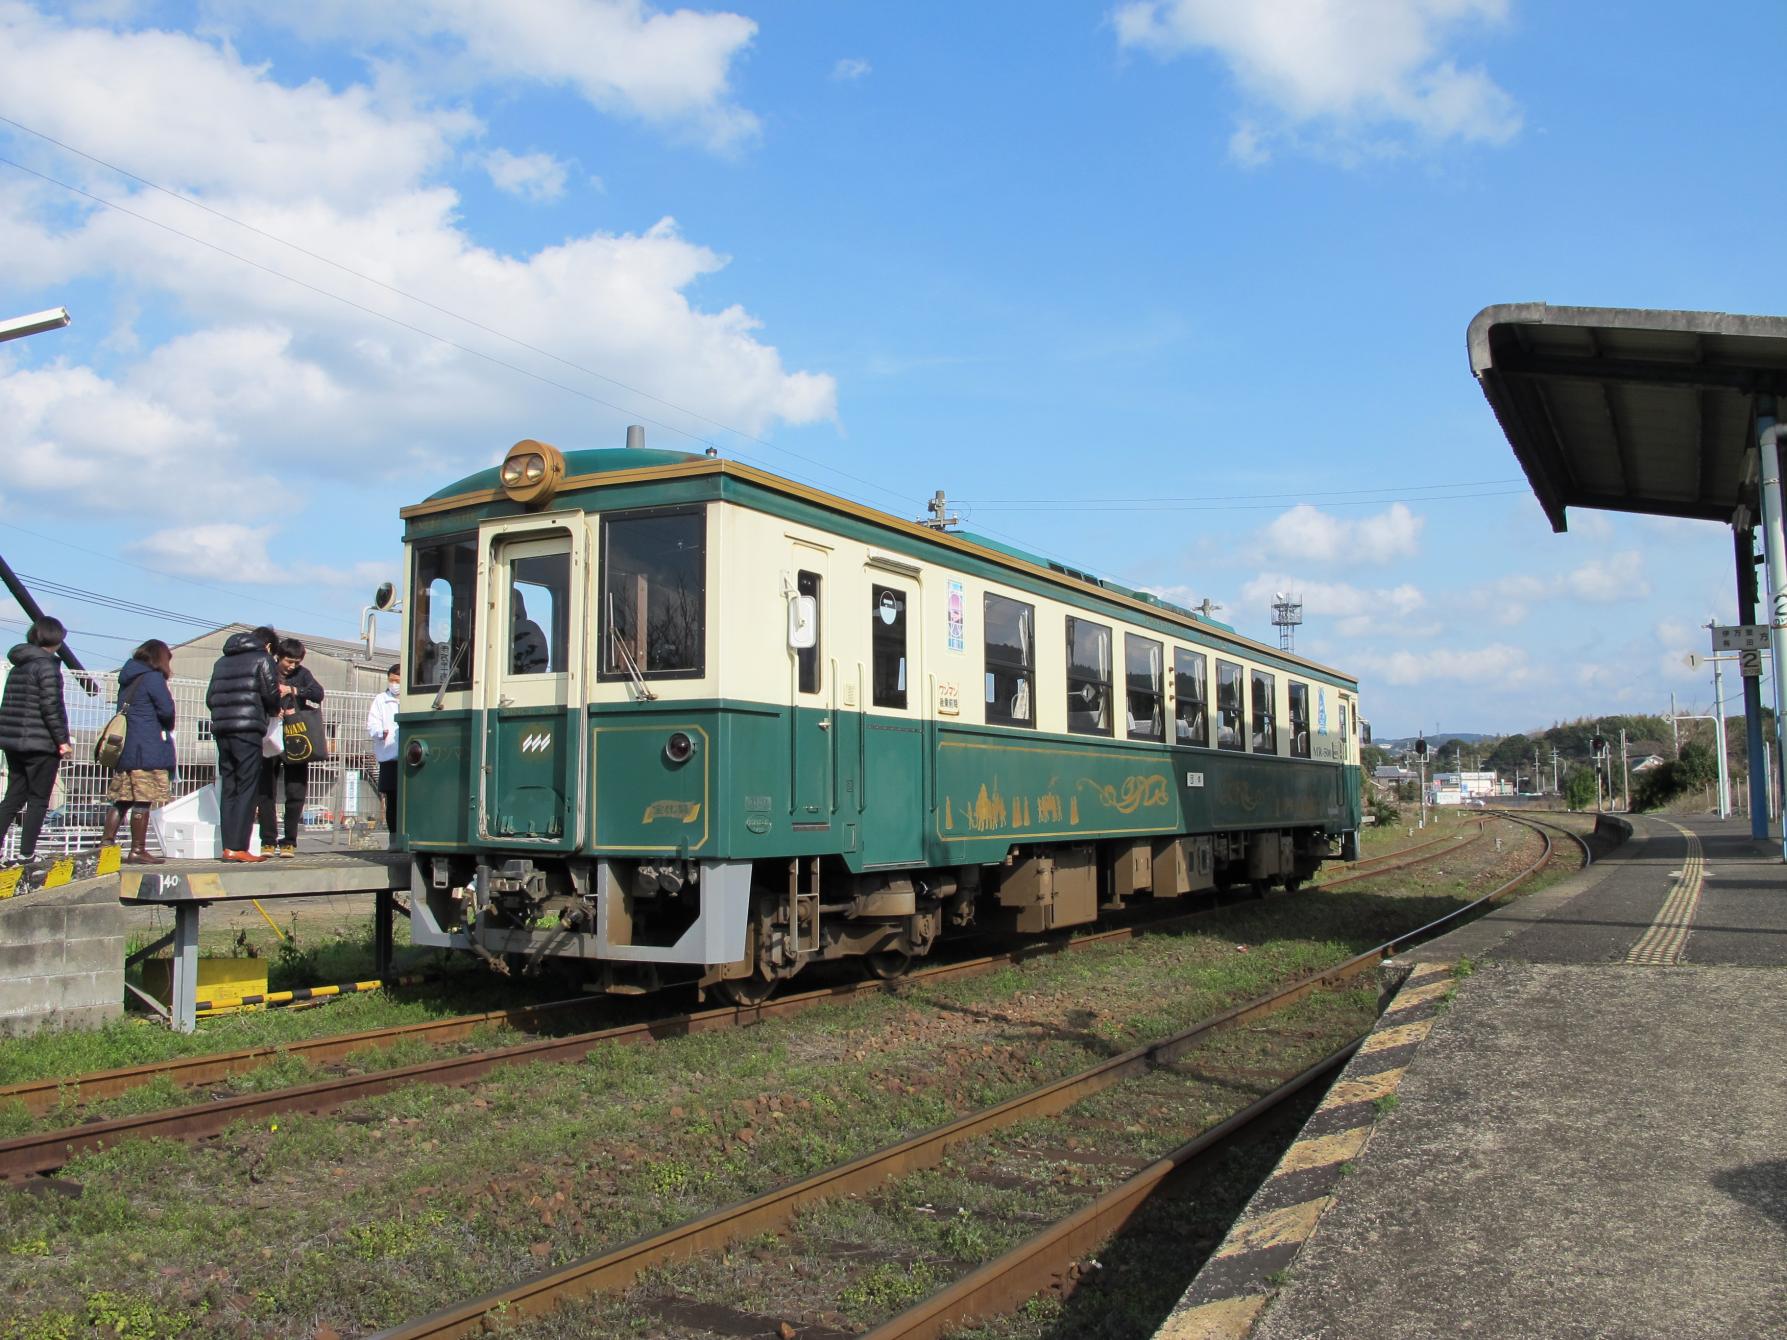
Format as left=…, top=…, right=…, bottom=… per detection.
left=398, top=434, right=1363, bottom=1000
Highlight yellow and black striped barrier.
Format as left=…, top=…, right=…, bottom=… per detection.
left=196, top=973, right=427, bottom=1016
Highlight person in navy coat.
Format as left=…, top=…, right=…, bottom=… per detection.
left=101, top=640, right=177, bottom=865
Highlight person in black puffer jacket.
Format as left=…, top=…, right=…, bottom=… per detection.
left=0, top=617, right=73, bottom=862
left=205, top=627, right=280, bottom=861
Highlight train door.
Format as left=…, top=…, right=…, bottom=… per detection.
left=479, top=524, right=584, bottom=847
left=860, top=571, right=926, bottom=866
left=789, top=548, right=832, bottom=829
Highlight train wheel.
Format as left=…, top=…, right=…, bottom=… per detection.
left=1284, top=877, right=1305, bottom=893
left=865, top=950, right=912, bottom=981
left=1249, top=878, right=1271, bottom=898
left=715, top=972, right=777, bottom=1008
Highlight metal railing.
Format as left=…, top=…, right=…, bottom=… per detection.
left=0, top=673, right=381, bottom=859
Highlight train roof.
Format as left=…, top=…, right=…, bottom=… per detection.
left=404, top=445, right=1353, bottom=686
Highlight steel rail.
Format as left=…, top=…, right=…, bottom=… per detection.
left=0, top=817, right=1532, bottom=1177
left=13, top=819, right=1476, bottom=1117
left=1315, top=819, right=1487, bottom=889
left=368, top=825, right=1559, bottom=1340
left=861, top=1039, right=1364, bottom=1340
left=0, top=993, right=605, bottom=1117
left=0, top=911, right=1239, bottom=1178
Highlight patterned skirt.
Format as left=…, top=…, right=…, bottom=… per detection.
left=108, top=770, right=172, bottom=804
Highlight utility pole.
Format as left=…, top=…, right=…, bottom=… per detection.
left=1670, top=692, right=1679, bottom=754
left=1713, top=656, right=1731, bottom=818
left=1620, top=728, right=1630, bottom=812
left=1534, top=746, right=1542, bottom=796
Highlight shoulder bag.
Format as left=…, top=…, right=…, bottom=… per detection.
left=94, top=677, right=145, bottom=769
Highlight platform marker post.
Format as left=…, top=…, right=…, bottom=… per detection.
left=1755, top=409, right=1787, bottom=860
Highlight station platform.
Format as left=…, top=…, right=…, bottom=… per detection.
left=1156, top=813, right=1787, bottom=1340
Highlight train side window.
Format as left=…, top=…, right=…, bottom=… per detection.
left=599, top=508, right=706, bottom=680
left=1216, top=659, right=1244, bottom=751
left=1251, top=669, right=1277, bottom=754
left=984, top=593, right=1034, bottom=727
left=1066, top=617, right=1112, bottom=736
left=1125, top=634, right=1163, bottom=741
left=870, top=584, right=907, bottom=709
left=796, top=571, right=822, bottom=694
left=1288, top=681, right=1310, bottom=758
left=1339, top=702, right=1350, bottom=760
left=411, top=536, right=477, bottom=692
left=1174, top=648, right=1208, bottom=746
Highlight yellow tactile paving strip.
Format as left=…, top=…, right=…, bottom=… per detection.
left=0, top=845, right=122, bottom=900
left=1152, top=962, right=1452, bottom=1340
left=1625, top=822, right=1704, bottom=965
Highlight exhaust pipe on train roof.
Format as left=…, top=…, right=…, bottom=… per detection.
left=626, top=424, right=645, bottom=449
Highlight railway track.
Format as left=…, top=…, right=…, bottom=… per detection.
left=0, top=814, right=1522, bottom=1180
left=365, top=813, right=1562, bottom=1339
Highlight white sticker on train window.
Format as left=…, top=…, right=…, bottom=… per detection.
left=1186, top=772, right=1204, bottom=788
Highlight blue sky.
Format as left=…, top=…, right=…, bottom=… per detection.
left=2, top=0, right=1782, bottom=738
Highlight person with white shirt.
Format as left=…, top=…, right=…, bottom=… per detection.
left=366, top=663, right=401, bottom=839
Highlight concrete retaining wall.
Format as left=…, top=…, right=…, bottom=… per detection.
left=0, top=878, right=124, bottom=1036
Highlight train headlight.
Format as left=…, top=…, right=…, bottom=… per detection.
left=664, top=731, right=695, bottom=765
left=405, top=739, right=429, bottom=768
left=498, top=439, right=565, bottom=505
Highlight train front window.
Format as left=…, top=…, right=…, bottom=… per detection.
left=1066, top=617, right=1112, bottom=736
left=600, top=508, right=705, bottom=680
left=508, top=551, right=569, bottom=675
left=1216, top=659, right=1244, bottom=751
left=1126, top=634, right=1163, bottom=741
left=1251, top=669, right=1277, bottom=754
left=984, top=593, right=1034, bottom=727
left=1175, top=648, right=1208, bottom=747
left=410, top=536, right=477, bottom=692
left=1288, top=681, right=1310, bottom=758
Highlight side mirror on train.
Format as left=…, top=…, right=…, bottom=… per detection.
left=373, top=581, right=397, bottom=611
left=788, top=594, right=818, bottom=651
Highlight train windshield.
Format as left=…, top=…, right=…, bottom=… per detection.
left=411, top=536, right=477, bottom=691
left=600, top=508, right=706, bottom=679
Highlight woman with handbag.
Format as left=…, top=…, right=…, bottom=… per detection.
left=261, top=638, right=325, bottom=858
left=100, top=639, right=176, bottom=864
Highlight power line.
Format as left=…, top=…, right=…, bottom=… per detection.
left=956, top=489, right=1532, bottom=514
left=955, top=478, right=1526, bottom=505
left=13, top=572, right=219, bottom=626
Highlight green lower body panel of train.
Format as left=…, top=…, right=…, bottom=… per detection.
left=399, top=699, right=1360, bottom=867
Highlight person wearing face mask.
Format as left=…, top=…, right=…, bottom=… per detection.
left=366, top=663, right=401, bottom=843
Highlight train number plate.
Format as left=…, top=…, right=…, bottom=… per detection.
left=1185, top=772, right=1204, bottom=788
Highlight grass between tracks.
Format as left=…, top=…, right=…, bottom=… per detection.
left=0, top=814, right=1561, bottom=1340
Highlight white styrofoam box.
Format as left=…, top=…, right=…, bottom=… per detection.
left=151, top=784, right=261, bottom=859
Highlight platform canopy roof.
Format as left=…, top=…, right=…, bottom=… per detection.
left=1468, top=304, right=1787, bottom=533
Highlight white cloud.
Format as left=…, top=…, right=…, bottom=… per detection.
left=230, top=0, right=761, bottom=151
left=832, top=57, right=872, bottom=81
left=1470, top=552, right=1650, bottom=625
left=1258, top=502, right=1423, bottom=566
left=1350, top=642, right=1530, bottom=687
left=478, top=148, right=569, bottom=202
left=1113, top=0, right=1521, bottom=162
left=0, top=5, right=835, bottom=525
left=129, top=523, right=387, bottom=587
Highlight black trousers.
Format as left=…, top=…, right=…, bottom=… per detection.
left=214, top=732, right=263, bottom=853
left=0, top=749, right=61, bottom=859
left=257, top=757, right=310, bottom=846
left=378, top=759, right=398, bottom=832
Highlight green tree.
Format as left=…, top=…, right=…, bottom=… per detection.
left=1563, top=767, right=1597, bottom=811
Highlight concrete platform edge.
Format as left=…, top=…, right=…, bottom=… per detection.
left=1151, top=960, right=1461, bottom=1340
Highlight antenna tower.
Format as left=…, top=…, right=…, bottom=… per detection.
left=1271, top=592, right=1303, bottom=651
